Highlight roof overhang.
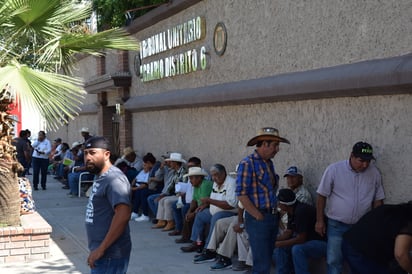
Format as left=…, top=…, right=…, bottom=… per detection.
left=84, top=72, right=132, bottom=94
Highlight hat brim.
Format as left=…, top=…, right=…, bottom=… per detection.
left=353, top=153, right=375, bottom=161
left=283, top=173, right=302, bottom=177
left=183, top=172, right=208, bottom=178
left=165, top=158, right=186, bottom=164
left=247, top=135, right=290, bottom=146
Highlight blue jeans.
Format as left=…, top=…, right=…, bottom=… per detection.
left=273, top=246, right=293, bottom=274
left=245, top=211, right=278, bottom=274
left=56, top=163, right=65, bottom=178
left=132, top=188, right=158, bottom=216
left=342, top=240, right=389, bottom=274
left=292, top=240, right=327, bottom=274
left=32, top=157, right=49, bottom=189
left=68, top=171, right=93, bottom=195
left=172, top=202, right=189, bottom=232
left=190, top=208, right=236, bottom=246
left=327, top=219, right=352, bottom=274
left=147, top=193, right=161, bottom=217
left=90, top=256, right=129, bottom=274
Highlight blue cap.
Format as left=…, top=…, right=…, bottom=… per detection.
left=283, top=166, right=303, bottom=177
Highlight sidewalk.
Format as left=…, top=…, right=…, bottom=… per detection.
left=0, top=175, right=229, bottom=274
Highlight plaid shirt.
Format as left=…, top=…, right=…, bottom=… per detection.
left=236, top=150, right=278, bottom=210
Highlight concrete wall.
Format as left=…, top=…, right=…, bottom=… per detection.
left=125, top=0, right=412, bottom=203
left=132, top=94, right=412, bottom=204
left=50, top=55, right=99, bottom=144
left=58, top=0, right=412, bottom=204
left=130, top=0, right=412, bottom=95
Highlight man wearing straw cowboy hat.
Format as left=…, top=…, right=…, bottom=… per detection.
left=236, top=127, right=290, bottom=274
left=151, top=152, right=187, bottom=230
left=80, top=127, right=93, bottom=142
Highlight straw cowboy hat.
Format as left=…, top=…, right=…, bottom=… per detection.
left=247, top=127, right=290, bottom=146
left=183, top=167, right=208, bottom=178
left=71, top=141, right=82, bottom=149
left=165, top=152, right=186, bottom=164
left=123, top=147, right=136, bottom=156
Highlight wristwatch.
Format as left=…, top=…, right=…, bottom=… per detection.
left=239, top=223, right=245, bottom=229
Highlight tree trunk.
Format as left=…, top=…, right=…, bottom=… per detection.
left=0, top=160, right=20, bottom=226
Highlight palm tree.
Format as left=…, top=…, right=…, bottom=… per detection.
left=0, top=0, right=139, bottom=226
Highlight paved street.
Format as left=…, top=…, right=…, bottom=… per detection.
left=0, top=175, right=233, bottom=274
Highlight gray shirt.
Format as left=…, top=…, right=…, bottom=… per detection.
left=85, top=165, right=131, bottom=258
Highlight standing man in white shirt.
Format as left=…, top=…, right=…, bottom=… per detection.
left=31, top=131, right=52, bottom=190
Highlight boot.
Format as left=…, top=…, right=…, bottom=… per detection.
left=162, top=220, right=175, bottom=232
left=151, top=219, right=166, bottom=229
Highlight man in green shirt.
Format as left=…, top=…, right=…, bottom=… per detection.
left=175, top=167, right=212, bottom=247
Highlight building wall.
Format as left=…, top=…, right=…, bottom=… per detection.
left=65, top=0, right=412, bottom=203
left=52, top=55, right=99, bottom=144
left=130, top=0, right=412, bottom=95
left=132, top=94, right=412, bottom=204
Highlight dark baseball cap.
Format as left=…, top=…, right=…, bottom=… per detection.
left=352, top=141, right=375, bottom=160
left=84, top=136, right=111, bottom=151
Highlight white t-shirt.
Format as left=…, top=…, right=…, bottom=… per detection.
left=135, top=170, right=150, bottom=184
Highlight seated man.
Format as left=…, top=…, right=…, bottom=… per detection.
left=283, top=166, right=313, bottom=206
left=61, top=141, right=81, bottom=188
left=151, top=152, right=187, bottom=230
left=67, top=143, right=94, bottom=197
left=273, top=188, right=324, bottom=274
left=49, top=138, right=63, bottom=175
left=181, top=164, right=238, bottom=253
left=52, top=142, right=70, bottom=179
left=279, top=166, right=314, bottom=235
left=169, top=156, right=203, bottom=236
left=147, top=158, right=172, bottom=220
left=343, top=202, right=412, bottom=274
left=194, top=205, right=251, bottom=271
left=175, top=167, right=213, bottom=246
left=129, top=153, right=160, bottom=221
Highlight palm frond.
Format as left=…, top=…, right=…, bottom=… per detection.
left=0, top=0, right=139, bottom=130
left=37, top=28, right=138, bottom=72
left=0, top=61, right=85, bottom=130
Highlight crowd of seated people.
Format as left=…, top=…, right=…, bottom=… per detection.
left=133, top=160, right=332, bottom=273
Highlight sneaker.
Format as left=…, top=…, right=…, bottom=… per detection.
left=135, top=215, right=149, bottom=222
left=193, top=250, right=216, bottom=264
left=130, top=212, right=139, bottom=220
left=210, top=256, right=232, bottom=271
left=232, top=261, right=251, bottom=271
left=181, top=243, right=203, bottom=253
